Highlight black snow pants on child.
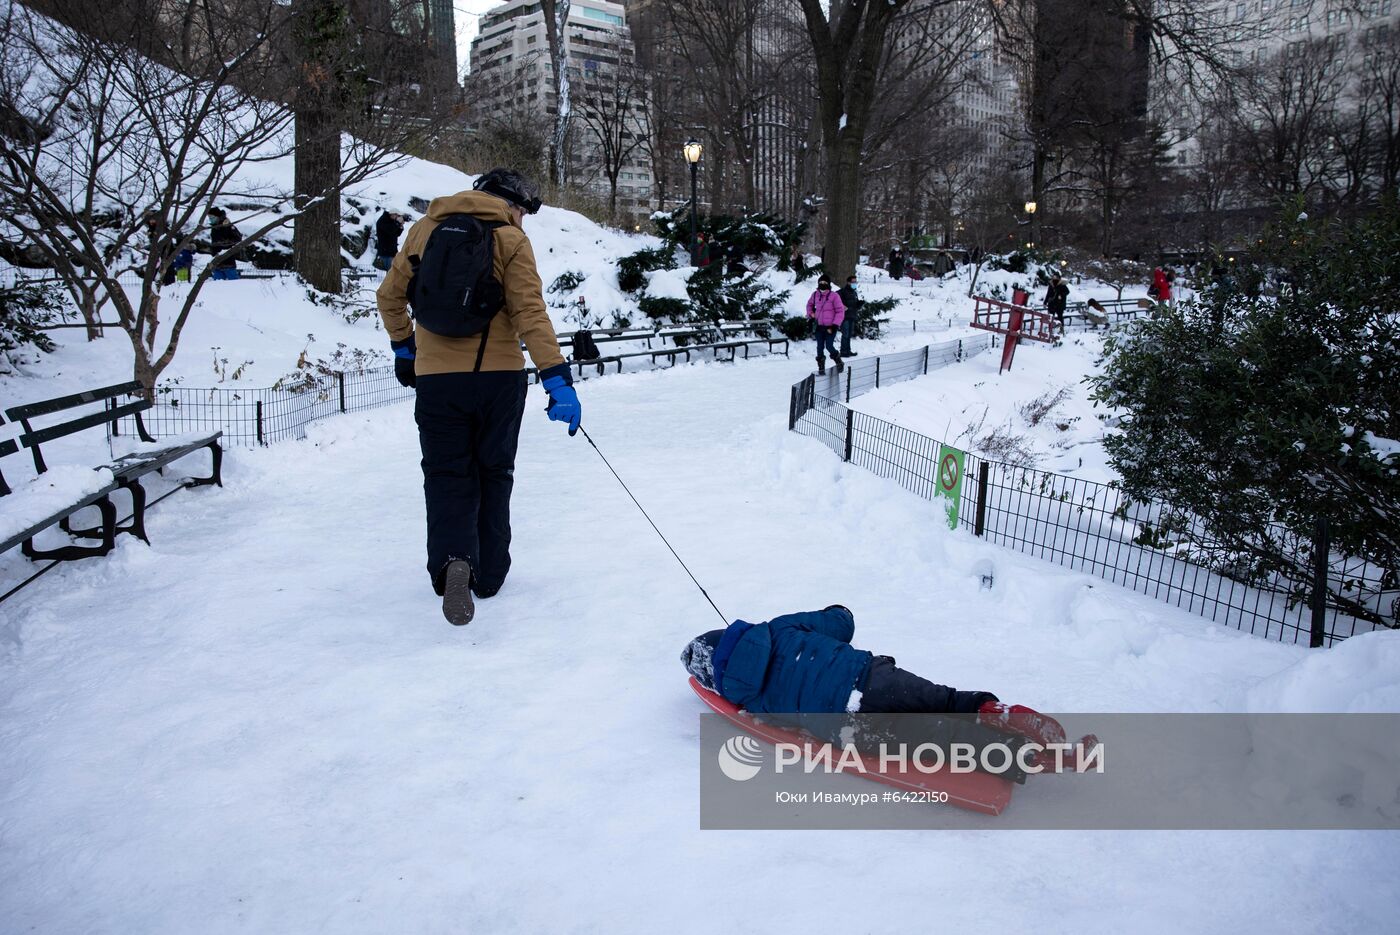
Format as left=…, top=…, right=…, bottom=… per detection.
left=857, top=656, right=997, bottom=714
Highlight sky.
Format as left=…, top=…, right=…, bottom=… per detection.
left=453, top=0, right=502, bottom=73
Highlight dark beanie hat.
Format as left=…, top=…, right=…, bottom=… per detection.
left=681, top=629, right=725, bottom=691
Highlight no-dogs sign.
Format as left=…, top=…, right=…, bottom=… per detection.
left=935, top=443, right=966, bottom=529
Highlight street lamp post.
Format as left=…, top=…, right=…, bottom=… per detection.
left=1024, top=200, right=1038, bottom=250
left=684, top=138, right=703, bottom=266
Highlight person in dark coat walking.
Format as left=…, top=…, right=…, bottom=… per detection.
left=888, top=246, right=905, bottom=280
left=837, top=274, right=860, bottom=357
left=374, top=210, right=404, bottom=270
left=1045, top=270, right=1069, bottom=330
left=208, top=208, right=242, bottom=281
left=681, top=605, right=1068, bottom=782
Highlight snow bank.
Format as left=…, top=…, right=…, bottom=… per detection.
left=0, top=465, right=113, bottom=543
left=642, top=266, right=695, bottom=301
left=1245, top=629, right=1400, bottom=712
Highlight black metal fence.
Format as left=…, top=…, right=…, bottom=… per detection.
left=117, top=334, right=791, bottom=448
left=119, top=366, right=414, bottom=446
left=789, top=339, right=1392, bottom=647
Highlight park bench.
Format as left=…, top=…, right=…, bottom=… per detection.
left=1, top=381, right=222, bottom=562
left=539, top=335, right=790, bottom=379
left=559, top=321, right=771, bottom=359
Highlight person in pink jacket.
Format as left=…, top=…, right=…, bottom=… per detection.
left=806, top=277, right=847, bottom=375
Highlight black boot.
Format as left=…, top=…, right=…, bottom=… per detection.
left=817, top=356, right=826, bottom=376
left=833, top=353, right=844, bottom=374
left=442, top=559, right=475, bottom=626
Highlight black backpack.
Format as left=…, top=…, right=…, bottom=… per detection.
left=571, top=329, right=601, bottom=361
left=408, top=213, right=505, bottom=347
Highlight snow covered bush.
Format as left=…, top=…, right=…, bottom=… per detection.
left=1090, top=203, right=1400, bottom=626
left=649, top=207, right=804, bottom=267
left=616, top=247, right=676, bottom=294
left=548, top=270, right=586, bottom=295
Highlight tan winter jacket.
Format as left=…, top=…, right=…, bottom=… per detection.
left=375, top=190, right=567, bottom=377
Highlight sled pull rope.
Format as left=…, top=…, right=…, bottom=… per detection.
left=579, top=426, right=729, bottom=626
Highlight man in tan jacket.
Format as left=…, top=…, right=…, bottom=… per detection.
left=376, top=168, right=581, bottom=626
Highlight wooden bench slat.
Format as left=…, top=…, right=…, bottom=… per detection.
left=19, top=399, right=151, bottom=449
left=111, top=434, right=221, bottom=480
left=6, top=381, right=145, bottom=421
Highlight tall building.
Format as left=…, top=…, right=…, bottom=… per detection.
left=941, top=1, right=1022, bottom=174
left=470, top=0, right=652, bottom=219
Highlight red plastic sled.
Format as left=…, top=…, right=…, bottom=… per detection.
left=690, top=677, right=1014, bottom=816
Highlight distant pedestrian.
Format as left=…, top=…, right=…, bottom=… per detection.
left=1149, top=266, right=1172, bottom=305
left=806, top=276, right=846, bottom=376
left=374, top=210, right=404, bottom=271
left=695, top=232, right=713, bottom=268
left=1045, top=270, right=1069, bottom=330
left=837, top=274, right=861, bottom=357
left=888, top=246, right=905, bottom=280
left=208, top=208, right=242, bottom=281
left=173, top=248, right=194, bottom=282
left=725, top=241, right=747, bottom=278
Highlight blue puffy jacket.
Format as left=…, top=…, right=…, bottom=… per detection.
left=713, top=607, right=873, bottom=714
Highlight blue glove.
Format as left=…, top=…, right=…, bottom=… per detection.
left=391, top=333, right=416, bottom=388
left=541, top=374, right=581, bottom=436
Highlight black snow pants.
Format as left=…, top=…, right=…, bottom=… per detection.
left=858, top=655, right=997, bottom=714
left=415, top=370, right=528, bottom=595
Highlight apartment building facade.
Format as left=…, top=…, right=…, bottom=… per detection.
left=470, top=0, right=653, bottom=219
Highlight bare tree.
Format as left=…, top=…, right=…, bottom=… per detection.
left=0, top=0, right=416, bottom=391
left=1360, top=29, right=1400, bottom=197
left=539, top=0, right=573, bottom=189
left=573, top=59, right=650, bottom=222
left=1231, top=38, right=1347, bottom=201
left=795, top=0, right=998, bottom=280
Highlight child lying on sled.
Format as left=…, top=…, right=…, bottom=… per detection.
left=680, top=604, right=1065, bottom=748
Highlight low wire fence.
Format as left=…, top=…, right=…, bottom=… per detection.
left=119, top=366, right=415, bottom=446
left=114, top=335, right=791, bottom=447
left=789, top=339, right=1392, bottom=647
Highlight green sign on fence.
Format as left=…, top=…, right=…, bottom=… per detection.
left=934, top=443, right=967, bottom=529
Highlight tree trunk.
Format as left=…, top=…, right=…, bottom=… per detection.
left=822, top=140, right=862, bottom=280
left=129, top=326, right=158, bottom=395
left=294, top=109, right=343, bottom=293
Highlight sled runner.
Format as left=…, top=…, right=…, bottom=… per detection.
left=690, top=676, right=1014, bottom=816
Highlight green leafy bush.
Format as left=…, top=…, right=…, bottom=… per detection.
left=1089, top=202, right=1400, bottom=626
left=775, top=315, right=812, bottom=341
left=854, top=295, right=898, bottom=339
left=638, top=296, right=688, bottom=320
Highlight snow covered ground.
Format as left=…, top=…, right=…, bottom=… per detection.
left=848, top=331, right=1120, bottom=483
left=2, top=346, right=1398, bottom=933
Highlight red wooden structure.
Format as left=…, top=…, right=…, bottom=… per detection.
left=970, top=293, right=1059, bottom=373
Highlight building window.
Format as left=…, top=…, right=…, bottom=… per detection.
left=579, top=6, right=625, bottom=26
